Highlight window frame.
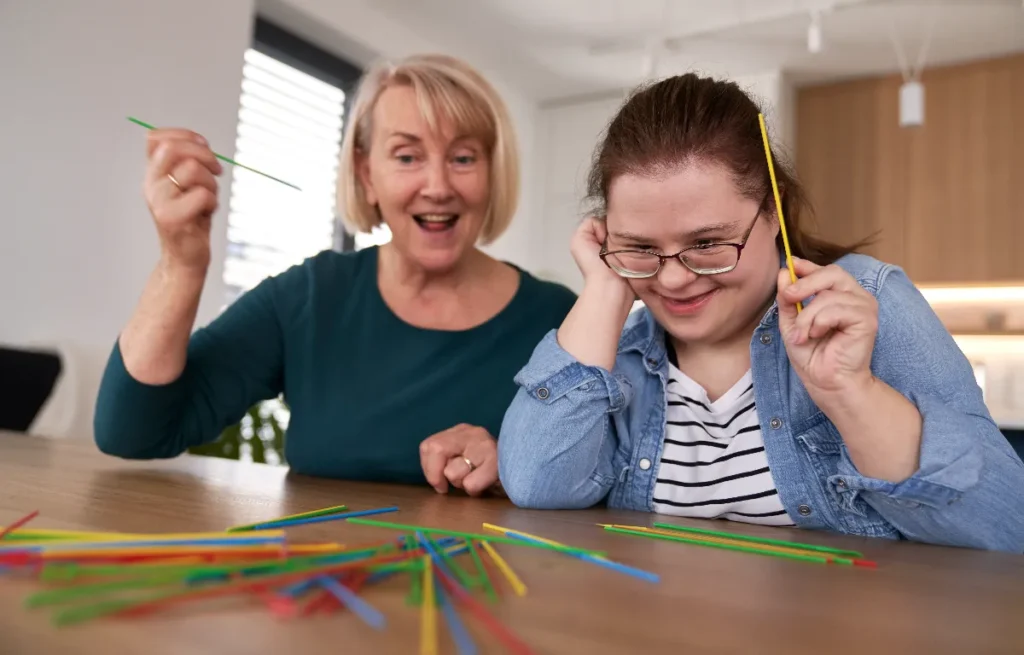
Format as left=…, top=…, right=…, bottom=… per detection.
left=249, top=16, right=363, bottom=252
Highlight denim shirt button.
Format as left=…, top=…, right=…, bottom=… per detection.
left=536, top=387, right=550, bottom=400
left=639, top=458, right=652, bottom=470
left=647, top=358, right=658, bottom=367
left=835, top=479, right=847, bottom=490
left=798, top=504, right=812, bottom=516
left=759, top=333, right=772, bottom=345
left=769, top=417, right=783, bottom=429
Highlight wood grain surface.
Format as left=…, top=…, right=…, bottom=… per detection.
left=1, top=433, right=1021, bottom=654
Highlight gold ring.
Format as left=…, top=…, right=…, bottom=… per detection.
left=167, top=173, right=183, bottom=191
left=463, top=457, right=475, bottom=472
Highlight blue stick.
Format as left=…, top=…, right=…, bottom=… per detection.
left=318, top=576, right=387, bottom=630
left=437, top=575, right=478, bottom=655
left=243, top=507, right=399, bottom=531
left=505, top=532, right=660, bottom=583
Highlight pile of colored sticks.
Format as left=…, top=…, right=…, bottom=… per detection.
left=600, top=522, right=878, bottom=568
left=0, top=508, right=658, bottom=654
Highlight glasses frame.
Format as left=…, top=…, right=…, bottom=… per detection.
left=599, top=192, right=771, bottom=279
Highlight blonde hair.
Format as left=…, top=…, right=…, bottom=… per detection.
left=337, top=53, right=519, bottom=245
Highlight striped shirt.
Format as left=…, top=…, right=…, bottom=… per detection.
left=652, top=364, right=794, bottom=526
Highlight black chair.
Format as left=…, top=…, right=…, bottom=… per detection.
left=0, top=346, right=62, bottom=432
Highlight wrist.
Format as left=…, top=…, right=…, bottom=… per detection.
left=582, top=278, right=635, bottom=314
left=157, top=254, right=209, bottom=284
left=813, top=372, right=878, bottom=417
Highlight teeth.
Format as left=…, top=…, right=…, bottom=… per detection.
left=417, top=214, right=457, bottom=223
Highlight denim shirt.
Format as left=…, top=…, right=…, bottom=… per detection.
left=498, top=253, right=1024, bottom=552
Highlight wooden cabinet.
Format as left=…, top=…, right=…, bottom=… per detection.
left=796, top=53, right=1024, bottom=284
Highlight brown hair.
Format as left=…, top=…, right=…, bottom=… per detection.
left=585, top=73, right=868, bottom=265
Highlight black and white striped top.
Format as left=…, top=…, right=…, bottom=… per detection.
left=652, top=365, right=794, bottom=526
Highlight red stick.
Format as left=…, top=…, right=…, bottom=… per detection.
left=434, top=564, right=535, bottom=655
left=0, top=510, right=40, bottom=540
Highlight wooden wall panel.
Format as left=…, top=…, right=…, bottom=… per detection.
left=796, top=53, right=1024, bottom=284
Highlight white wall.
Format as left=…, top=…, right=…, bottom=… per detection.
left=532, top=71, right=796, bottom=292
left=0, top=0, right=255, bottom=438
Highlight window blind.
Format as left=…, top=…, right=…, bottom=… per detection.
left=222, top=48, right=347, bottom=305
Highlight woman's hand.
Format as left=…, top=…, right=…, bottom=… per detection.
left=143, top=129, right=223, bottom=273
left=571, top=217, right=632, bottom=290
left=777, top=258, right=924, bottom=483
left=419, top=424, right=499, bottom=496
left=777, top=258, right=878, bottom=400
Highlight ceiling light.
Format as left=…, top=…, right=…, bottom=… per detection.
left=807, top=11, right=823, bottom=54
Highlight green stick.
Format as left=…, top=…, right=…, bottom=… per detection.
left=604, top=527, right=840, bottom=565
left=347, top=518, right=606, bottom=557
left=651, top=522, right=864, bottom=558
left=423, top=534, right=475, bottom=589
left=468, top=540, right=498, bottom=604
left=126, top=116, right=301, bottom=191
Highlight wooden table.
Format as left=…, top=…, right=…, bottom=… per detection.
left=1, top=433, right=1022, bottom=654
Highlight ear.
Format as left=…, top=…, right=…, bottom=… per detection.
left=356, top=149, right=378, bottom=206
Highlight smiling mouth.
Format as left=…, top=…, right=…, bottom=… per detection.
left=413, top=214, right=460, bottom=232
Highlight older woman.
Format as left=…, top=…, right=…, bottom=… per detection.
left=94, top=54, right=575, bottom=495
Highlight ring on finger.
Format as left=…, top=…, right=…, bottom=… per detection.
left=463, top=456, right=475, bottom=472
left=167, top=173, right=184, bottom=192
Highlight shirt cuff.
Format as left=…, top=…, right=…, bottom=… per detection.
left=832, top=391, right=984, bottom=510
left=513, top=330, right=632, bottom=412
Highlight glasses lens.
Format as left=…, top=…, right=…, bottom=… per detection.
left=682, top=245, right=739, bottom=274
left=605, top=251, right=661, bottom=277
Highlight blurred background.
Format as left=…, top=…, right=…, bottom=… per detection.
left=1, top=0, right=1022, bottom=461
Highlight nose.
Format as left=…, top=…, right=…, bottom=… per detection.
left=420, top=157, right=455, bottom=203
left=658, top=256, right=699, bottom=290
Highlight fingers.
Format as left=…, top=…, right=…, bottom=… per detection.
left=786, top=290, right=876, bottom=345
left=168, top=159, right=219, bottom=197
left=419, top=424, right=473, bottom=494
left=589, top=217, right=609, bottom=245
left=780, top=259, right=863, bottom=305
left=177, top=186, right=220, bottom=220
left=442, top=438, right=499, bottom=496
left=147, top=137, right=222, bottom=185
left=419, top=425, right=498, bottom=496
left=443, top=455, right=473, bottom=489
left=146, top=128, right=208, bottom=156
left=461, top=455, right=499, bottom=496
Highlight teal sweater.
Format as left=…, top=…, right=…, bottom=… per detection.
left=94, top=247, right=577, bottom=484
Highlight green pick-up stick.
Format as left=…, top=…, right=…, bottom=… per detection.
left=127, top=116, right=301, bottom=191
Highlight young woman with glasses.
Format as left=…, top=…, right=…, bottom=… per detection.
left=496, top=73, right=1024, bottom=552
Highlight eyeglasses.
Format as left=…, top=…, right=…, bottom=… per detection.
left=599, top=193, right=769, bottom=279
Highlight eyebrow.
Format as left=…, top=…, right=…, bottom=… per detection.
left=387, top=131, right=479, bottom=146
left=387, top=131, right=422, bottom=143
left=611, top=221, right=742, bottom=244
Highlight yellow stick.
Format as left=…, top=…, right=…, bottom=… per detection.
left=479, top=541, right=527, bottom=597
left=420, top=555, right=438, bottom=655
left=758, top=113, right=802, bottom=313
left=483, top=522, right=607, bottom=560
left=1, top=529, right=286, bottom=542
